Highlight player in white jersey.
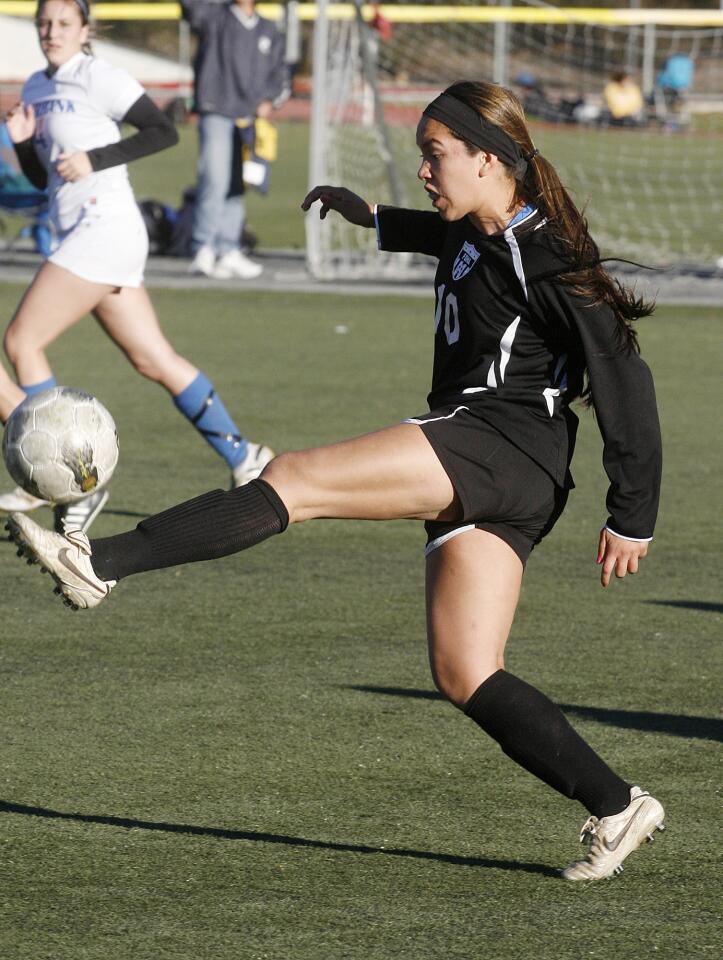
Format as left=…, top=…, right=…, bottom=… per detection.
left=0, top=0, right=273, bottom=532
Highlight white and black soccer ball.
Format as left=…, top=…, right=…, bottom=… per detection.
left=2, top=387, right=119, bottom=504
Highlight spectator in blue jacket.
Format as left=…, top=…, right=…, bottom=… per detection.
left=656, top=53, right=694, bottom=128
left=182, top=0, right=289, bottom=279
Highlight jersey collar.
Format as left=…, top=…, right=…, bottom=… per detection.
left=48, top=50, right=86, bottom=79
left=505, top=204, right=544, bottom=239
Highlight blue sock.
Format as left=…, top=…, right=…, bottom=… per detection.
left=173, top=372, right=248, bottom=469
left=20, top=376, right=57, bottom=397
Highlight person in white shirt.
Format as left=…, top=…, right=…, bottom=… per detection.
left=0, top=0, right=274, bottom=533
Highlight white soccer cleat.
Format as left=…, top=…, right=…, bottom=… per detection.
left=230, top=442, right=275, bottom=487
left=53, top=488, right=109, bottom=534
left=212, top=249, right=263, bottom=280
left=6, top=512, right=115, bottom=610
left=562, top=786, right=665, bottom=881
left=0, top=485, right=48, bottom=513
left=189, top=244, right=216, bottom=277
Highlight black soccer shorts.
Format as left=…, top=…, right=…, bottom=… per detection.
left=406, top=404, right=569, bottom=565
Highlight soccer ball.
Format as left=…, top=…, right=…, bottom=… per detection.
left=2, top=387, right=119, bottom=504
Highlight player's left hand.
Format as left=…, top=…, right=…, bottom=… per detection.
left=56, top=151, right=92, bottom=182
left=596, top=527, right=649, bottom=588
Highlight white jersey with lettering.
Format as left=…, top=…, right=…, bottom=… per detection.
left=23, top=51, right=147, bottom=286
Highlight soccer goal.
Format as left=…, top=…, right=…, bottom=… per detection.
left=306, top=2, right=723, bottom=279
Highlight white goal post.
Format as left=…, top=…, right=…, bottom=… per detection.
left=306, top=2, right=723, bottom=280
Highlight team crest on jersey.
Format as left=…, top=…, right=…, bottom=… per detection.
left=452, top=241, right=480, bottom=281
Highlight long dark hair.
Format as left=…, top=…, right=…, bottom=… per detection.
left=443, top=80, right=654, bottom=358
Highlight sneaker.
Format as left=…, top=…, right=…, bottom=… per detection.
left=562, top=786, right=665, bottom=881
left=230, top=442, right=275, bottom=487
left=213, top=249, right=263, bottom=280
left=189, top=245, right=216, bottom=277
left=6, top=512, right=115, bottom=610
left=0, top=485, right=48, bottom=513
left=53, top=488, right=109, bottom=534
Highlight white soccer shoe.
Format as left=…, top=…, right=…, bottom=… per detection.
left=562, top=786, right=665, bottom=881
left=189, top=244, right=216, bottom=277
left=6, top=512, right=115, bottom=610
left=0, top=485, right=47, bottom=513
left=212, top=249, right=263, bottom=280
left=230, top=442, right=275, bottom=487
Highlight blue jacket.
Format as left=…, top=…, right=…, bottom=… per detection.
left=181, top=1, right=288, bottom=118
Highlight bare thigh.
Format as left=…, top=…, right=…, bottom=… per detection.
left=4, top=262, right=114, bottom=383
left=263, top=422, right=461, bottom=523
left=93, top=286, right=197, bottom=395
left=426, top=527, right=524, bottom=708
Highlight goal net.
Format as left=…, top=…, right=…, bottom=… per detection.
left=306, top=2, right=723, bottom=279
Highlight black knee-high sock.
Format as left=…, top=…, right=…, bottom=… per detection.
left=465, top=670, right=630, bottom=819
left=89, top=479, right=289, bottom=582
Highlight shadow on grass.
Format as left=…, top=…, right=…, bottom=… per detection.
left=646, top=599, right=723, bottom=613
left=345, top=686, right=723, bottom=743
left=0, top=799, right=558, bottom=877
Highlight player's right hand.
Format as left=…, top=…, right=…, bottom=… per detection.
left=4, top=103, right=36, bottom=143
left=301, top=185, right=375, bottom=227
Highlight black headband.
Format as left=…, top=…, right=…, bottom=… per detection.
left=422, top=93, right=531, bottom=169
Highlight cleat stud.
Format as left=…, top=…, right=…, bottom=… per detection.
left=646, top=833, right=655, bottom=843
left=656, top=822, right=666, bottom=832
left=613, top=864, right=624, bottom=875
left=53, top=587, right=61, bottom=595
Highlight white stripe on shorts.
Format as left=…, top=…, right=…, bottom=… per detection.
left=404, top=405, right=469, bottom=425
left=424, top=524, right=477, bottom=557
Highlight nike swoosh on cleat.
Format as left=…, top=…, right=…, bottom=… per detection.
left=602, top=805, right=646, bottom=852
left=58, top=548, right=105, bottom=594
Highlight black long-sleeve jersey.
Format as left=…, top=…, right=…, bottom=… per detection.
left=377, top=206, right=662, bottom=540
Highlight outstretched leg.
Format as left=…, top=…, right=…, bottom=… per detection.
left=7, top=423, right=459, bottom=602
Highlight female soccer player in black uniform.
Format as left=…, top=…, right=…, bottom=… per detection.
left=8, top=81, right=665, bottom=881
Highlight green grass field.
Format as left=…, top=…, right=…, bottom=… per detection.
left=0, top=283, right=720, bottom=959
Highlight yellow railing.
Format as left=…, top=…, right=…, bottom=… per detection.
left=1, top=3, right=723, bottom=28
